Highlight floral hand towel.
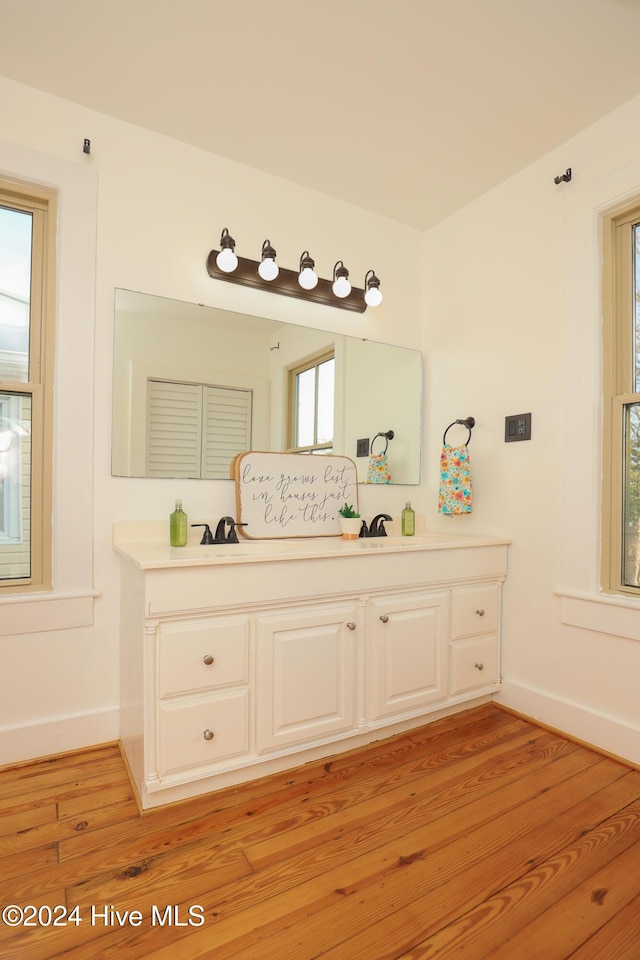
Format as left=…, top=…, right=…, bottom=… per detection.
left=438, top=443, right=472, bottom=515
left=366, top=452, right=391, bottom=483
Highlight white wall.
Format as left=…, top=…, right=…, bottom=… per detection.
left=422, top=94, right=640, bottom=763
left=0, top=76, right=423, bottom=764
left=2, top=70, right=640, bottom=768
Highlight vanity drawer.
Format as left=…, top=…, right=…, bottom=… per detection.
left=157, top=616, right=249, bottom=698
left=450, top=635, right=499, bottom=694
left=450, top=583, right=500, bottom=639
left=158, top=690, right=250, bottom=775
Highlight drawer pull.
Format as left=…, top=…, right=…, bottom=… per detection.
left=203, top=655, right=215, bottom=665
left=474, top=662, right=485, bottom=671
left=346, top=622, right=357, bottom=631
left=379, top=614, right=389, bottom=624
left=475, top=608, right=485, bottom=617
left=203, top=729, right=215, bottom=741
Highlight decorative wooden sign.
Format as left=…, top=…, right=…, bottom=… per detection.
left=234, top=451, right=359, bottom=539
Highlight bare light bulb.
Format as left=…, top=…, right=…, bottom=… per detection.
left=332, top=275, right=351, bottom=298
left=258, top=240, right=279, bottom=281
left=216, top=228, right=238, bottom=273
left=364, top=270, right=382, bottom=307
left=298, top=251, right=318, bottom=290
left=258, top=257, right=278, bottom=281
left=216, top=247, right=238, bottom=273
left=332, top=260, right=351, bottom=298
left=365, top=286, right=383, bottom=307
left=299, top=268, right=318, bottom=290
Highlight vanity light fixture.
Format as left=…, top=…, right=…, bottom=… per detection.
left=298, top=251, right=319, bottom=290
left=206, top=230, right=380, bottom=312
left=332, top=261, right=352, bottom=299
left=257, top=239, right=279, bottom=281
left=364, top=269, right=383, bottom=307
left=215, top=228, right=238, bottom=273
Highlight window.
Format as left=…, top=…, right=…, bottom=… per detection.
left=287, top=349, right=334, bottom=455
left=0, top=178, right=55, bottom=591
left=602, top=200, right=640, bottom=593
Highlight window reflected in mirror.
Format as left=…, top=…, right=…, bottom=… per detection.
left=288, top=349, right=335, bottom=455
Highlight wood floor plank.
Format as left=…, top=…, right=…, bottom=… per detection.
left=243, top=730, right=583, bottom=869
left=104, top=765, right=636, bottom=960
left=0, top=842, right=58, bottom=887
left=0, top=889, right=69, bottom=946
left=57, top=780, right=136, bottom=818
left=0, top=797, right=139, bottom=860
left=210, top=767, right=634, bottom=960
left=0, top=705, right=638, bottom=960
left=0, top=803, right=57, bottom=840
left=391, top=797, right=640, bottom=958
left=56, top=711, right=529, bottom=864
left=567, top=891, right=640, bottom=960
left=475, top=839, right=640, bottom=960
left=53, top=717, right=537, bottom=883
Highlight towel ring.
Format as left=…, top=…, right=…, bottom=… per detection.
left=442, top=417, right=475, bottom=446
left=371, top=429, right=394, bottom=455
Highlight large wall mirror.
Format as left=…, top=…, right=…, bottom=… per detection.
left=112, top=289, right=422, bottom=484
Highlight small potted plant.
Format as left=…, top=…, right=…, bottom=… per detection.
left=338, top=503, right=362, bottom=540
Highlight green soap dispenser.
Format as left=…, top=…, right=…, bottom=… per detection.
left=170, top=499, right=188, bottom=547
left=401, top=501, right=415, bottom=536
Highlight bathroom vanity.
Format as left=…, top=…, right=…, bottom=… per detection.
left=115, top=524, right=509, bottom=809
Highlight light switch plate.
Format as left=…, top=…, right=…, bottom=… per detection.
left=505, top=413, right=532, bottom=442
left=356, top=438, right=370, bottom=457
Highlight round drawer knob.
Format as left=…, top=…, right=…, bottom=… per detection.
left=475, top=608, right=485, bottom=617
left=379, top=614, right=389, bottom=624
left=203, top=655, right=215, bottom=665
left=346, top=622, right=356, bottom=631
left=203, top=729, right=215, bottom=741
left=474, top=662, right=485, bottom=671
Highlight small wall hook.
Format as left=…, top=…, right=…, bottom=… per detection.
left=554, top=167, right=571, bottom=185
left=83, top=138, right=91, bottom=155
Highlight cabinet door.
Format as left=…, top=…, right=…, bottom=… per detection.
left=255, top=602, right=358, bottom=753
left=369, top=591, right=449, bottom=720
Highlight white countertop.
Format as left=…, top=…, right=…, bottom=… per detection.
left=113, top=527, right=511, bottom=570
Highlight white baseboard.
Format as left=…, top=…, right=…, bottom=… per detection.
left=0, top=707, right=120, bottom=767
left=496, top=680, right=640, bottom=767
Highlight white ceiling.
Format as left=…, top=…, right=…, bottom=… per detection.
left=2, top=0, right=640, bottom=230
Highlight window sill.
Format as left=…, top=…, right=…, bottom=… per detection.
left=555, top=588, right=640, bottom=642
left=0, top=589, right=100, bottom=637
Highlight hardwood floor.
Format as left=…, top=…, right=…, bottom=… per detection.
left=1, top=704, right=639, bottom=959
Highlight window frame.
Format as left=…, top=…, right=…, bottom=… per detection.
left=602, top=200, right=640, bottom=594
left=286, top=347, right=335, bottom=455
left=0, top=176, right=55, bottom=593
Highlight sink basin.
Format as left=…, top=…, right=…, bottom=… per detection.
left=356, top=534, right=450, bottom=547
left=167, top=536, right=432, bottom=561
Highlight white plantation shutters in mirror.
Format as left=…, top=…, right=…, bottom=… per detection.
left=146, top=380, right=252, bottom=479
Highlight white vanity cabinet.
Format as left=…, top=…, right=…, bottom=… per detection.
left=116, top=528, right=509, bottom=809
